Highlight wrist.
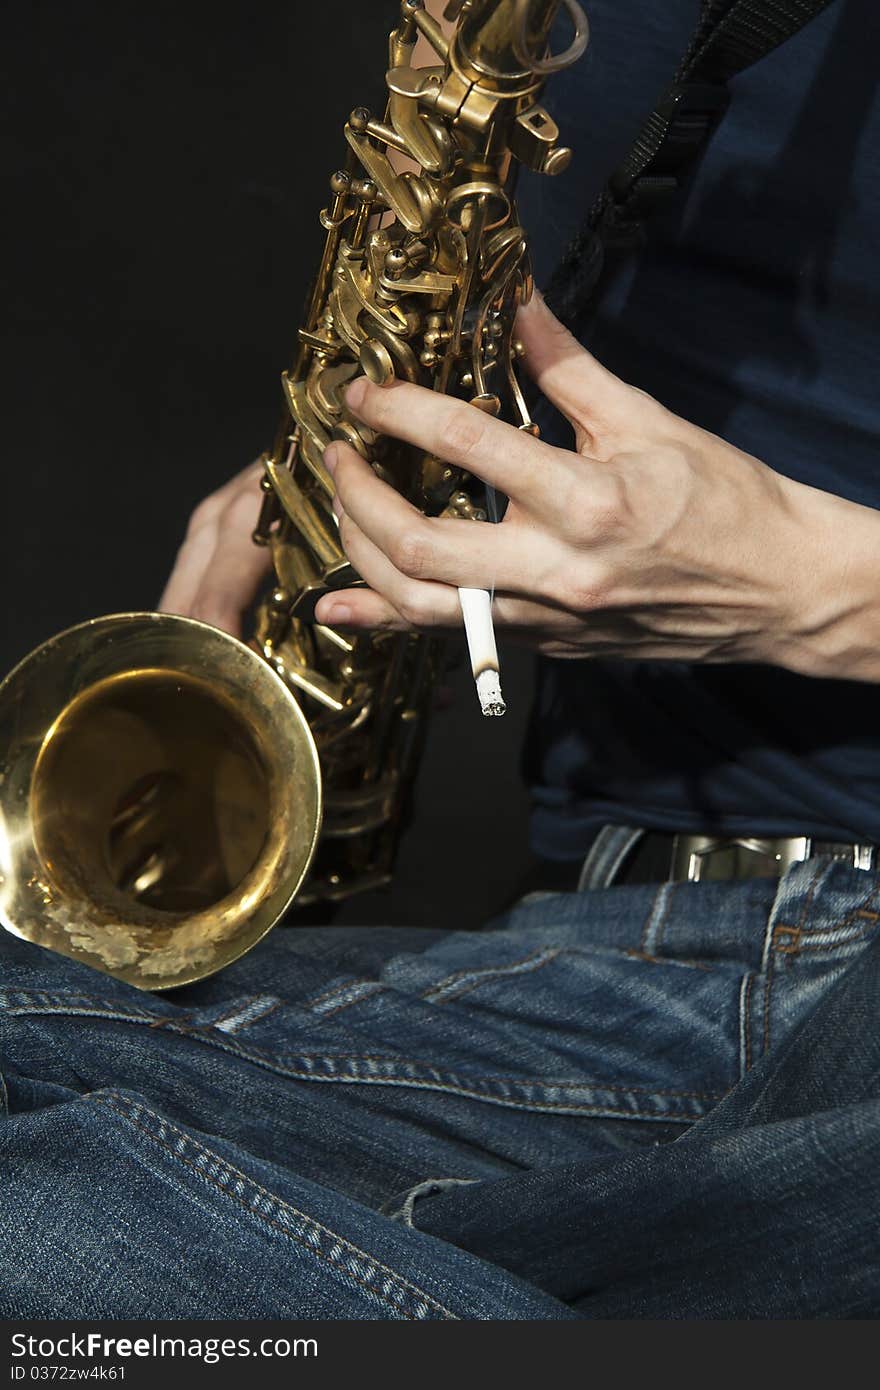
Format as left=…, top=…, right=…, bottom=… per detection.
left=776, top=480, right=880, bottom=682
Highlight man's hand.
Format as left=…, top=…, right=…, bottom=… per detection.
left=313, top=292, right=880, bottom=681
left=159, top=459, right=271, bottom=638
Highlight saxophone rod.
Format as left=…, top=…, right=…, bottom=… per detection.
left=459, top=586, right=506, bottom=717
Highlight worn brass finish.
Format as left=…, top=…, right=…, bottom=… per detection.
left=0, top=0, right=587, bottom=988
left=0, top=616, right=321, bottom=990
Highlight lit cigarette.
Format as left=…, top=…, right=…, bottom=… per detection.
left=458, top=587, right=506, bottom=717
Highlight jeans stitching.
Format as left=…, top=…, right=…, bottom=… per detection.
left=762, top=871, right=880, bottom=1053
left=417, top=947, right=558, bottom=1000
left=305, top=979, right=367, bottom=1012
left=758, top=863, right=816, bottom=1057
left=209, top=998, right=262, bottom=1030
left=420, top=948, right=562, bottom=1003
left=775, top=926, right=877, bottom=957
left=1, top=990, right=157, bottom=1020
left=794, top=861, right=828, bottom=933
left=762, top=951, right=775, bottom=1057
left=775, top=880, right=880, bottom=951
left=640, top=882, right=676, bottom=957
left=91, top=1091, right=457, bottom=1321
left=2, top=1002, right=723, bottom=1094
left=218, top=999, right=284, bottom=1033
left=319, top=986, right=388, bottom=1020
left=773, top=881, right=880, bottom=951
left=739, top=971, right=755, bottom=1077
left=2, top=998, right=726, bottom=1111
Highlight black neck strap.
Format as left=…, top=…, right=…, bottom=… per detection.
left=544, top=0, right=836, bottom=325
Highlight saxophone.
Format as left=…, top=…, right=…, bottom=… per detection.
left=0, top=0, right=588, bottom=991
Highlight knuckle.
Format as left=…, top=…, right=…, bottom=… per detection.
left=228, top=487, right=260, bottom=530
left=173, top=528, right=212, bottom=571
left=390, top=527, right=432, bottom=580
left=569, top=567, right=612, bottom=614
left=564, top=473, right=628, bottom=544
left=186, top=494, right=222, bottom=538
left=443, top=409, right=486, bottom=461
left=587, top=480, right=627, bottom=538
left=546, top=563, right=611, bottom=614
left=397, top=587, right=434, bottom=628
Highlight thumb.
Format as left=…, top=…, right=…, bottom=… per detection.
left=516, top=291, right=634, bottom=444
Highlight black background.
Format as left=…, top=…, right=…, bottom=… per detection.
left=1, top=0, right=538, bottom=929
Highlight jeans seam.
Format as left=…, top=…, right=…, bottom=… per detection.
left=760, top=870, right=880, bottom=1054
left=217, top=999, right=284, bottom=1033
left=0, top=990, right=157, bottom=1021
left=91, top=1091, right=457, bottom=1321
left=778, top=909, right=879, bottom=937
left=773, top=925, right=877, bottom=957
left=418, top=947, right=558, bottom=1001
left=8, top=1010, right=721, bottom=1113
left=420, top=948, right=562, bottom=1003
left=640, top=882, right=676, bottom=957
left=306, top=979, right=365, bottom=1012
left=2, top=999, right=725, bottom=1112
left=209, top=998, right=263, bottom=1030
left=739, top=971, right=755, bottom=1078
left=762, top=952, right=775, bottom=1056
left=314, top=984, right=389, bottom=1020
left=771, top=880, right=880, bottom=956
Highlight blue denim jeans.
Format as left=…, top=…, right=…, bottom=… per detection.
left=2, top=857, right=879, bottom=1318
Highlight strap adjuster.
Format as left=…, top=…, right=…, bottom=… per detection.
left=609, top=81, right=730, bottom=212
left=653, top=82, right=731, bottom=173
left=656, top=81, right=731, bottom=122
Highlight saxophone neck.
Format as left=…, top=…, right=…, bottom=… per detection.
left=455, top=0, right=561, bottom=83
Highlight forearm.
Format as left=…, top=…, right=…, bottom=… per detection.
left=782, top=478, right=880, bottom=683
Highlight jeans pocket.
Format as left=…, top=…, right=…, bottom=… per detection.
left=278, top=933, right=750, bottom=1125
left=747, top=859, right=880, bottom=1062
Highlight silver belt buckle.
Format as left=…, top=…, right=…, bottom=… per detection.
left=672, top=835, right=812, bottom=883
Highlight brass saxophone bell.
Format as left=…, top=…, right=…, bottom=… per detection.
left=0, top=0, right=587, bottom=991
left=0, top=614, right=322, bottom=991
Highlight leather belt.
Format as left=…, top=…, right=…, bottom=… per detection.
left=578, top=827, right=878, bottom=891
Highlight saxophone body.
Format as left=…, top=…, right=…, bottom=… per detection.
left=0, top=0, right=587, bottom=989
left=252, top=0, right=587, bottom=905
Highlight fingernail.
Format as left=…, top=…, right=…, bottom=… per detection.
left=344, top=377, right=368, bottom=412
left=324, top=443, right=339, bottom=475
left=324, top=604, right=351, bottom=626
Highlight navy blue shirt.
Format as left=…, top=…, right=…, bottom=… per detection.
left=514, top=0, right=880, bottom=859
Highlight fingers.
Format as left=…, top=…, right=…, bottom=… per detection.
left=343, top=376, right=566, bottom=511
left=316, top=581, right=586, bottom=645
left=516, top=292, right=641, bottom=447
left=158, top=523, right=218, bottom=619
left=158, top=460, right=271, bottom=638
left=325, top=442, right=528, bottom=590
left=330, top=505, right=463, bottom=630
left=316, top=587, right=409, bottom=631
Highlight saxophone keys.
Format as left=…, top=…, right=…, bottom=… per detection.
left=332, top=418, right=377, bottom=459
left=359, top=338, right=396, bottom=387
left=469, top=392, right=501, bottom=415
left=446, top=181, right=510, bottom=232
